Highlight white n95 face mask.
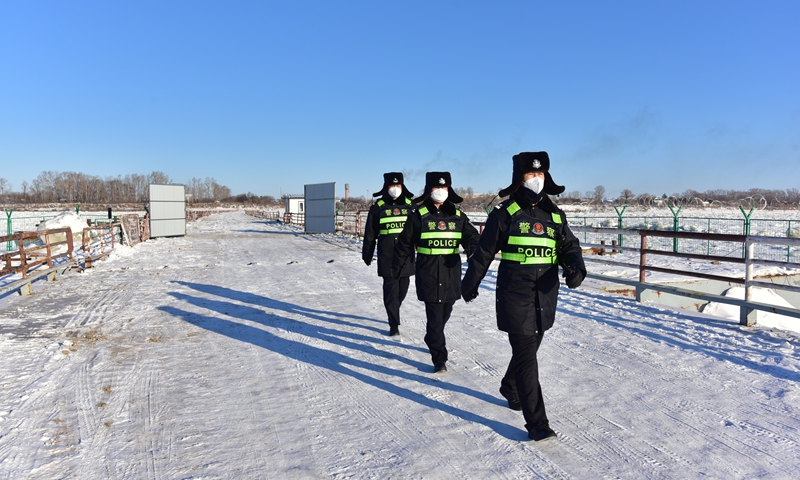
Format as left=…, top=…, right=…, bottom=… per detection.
left=524, top=176, right=544, bottom=194
left=388, top=186, right=402, bottom=199
left=430, top=189, right=449, bottom=203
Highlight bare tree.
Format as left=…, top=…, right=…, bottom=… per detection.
left=593, top=185, right=606, bottom=203
left=149, top=171, right=171, bottom=185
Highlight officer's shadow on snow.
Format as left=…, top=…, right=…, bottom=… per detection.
left=560, top=289, right=800, bottom=383
left=165, top=289, right=428, bottom=361
left=234, top=229, right=303, bottom=236
left=159, top=289, right=522, bottom=440
left=170, top=280, right=397, bottom=336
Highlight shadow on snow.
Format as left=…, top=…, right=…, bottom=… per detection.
left=159, top=281, right=523, bottom=440
left=561, top=288, right=800, bottom=383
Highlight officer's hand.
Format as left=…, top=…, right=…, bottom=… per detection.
left=363, top=255, right=372, bottom=266
left=462, top=290, right=479, bottom=303
left=564, top=266, right=585, bottom=289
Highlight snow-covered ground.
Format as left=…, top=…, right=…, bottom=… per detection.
left=1, top=211, right=800, bottom=479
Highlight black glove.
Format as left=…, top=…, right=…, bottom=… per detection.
left=563, top=266, right=585, bottom=289
left=363, top=255, right=372, bottom=266
left=462, top=289, right=479, bottom=303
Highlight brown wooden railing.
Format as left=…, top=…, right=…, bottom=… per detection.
left=82, top=224, right=122, bottom=269
left=0, top=228, right=75, bottom=296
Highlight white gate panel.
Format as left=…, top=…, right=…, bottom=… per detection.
left=304, top=182, right=336, bottom=234
left=149, top=184, right=186, bottom=238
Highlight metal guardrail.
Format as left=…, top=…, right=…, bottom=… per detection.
left=245, top=210, right=281, bottom=221
left=572, top=226, right=800, bottom=327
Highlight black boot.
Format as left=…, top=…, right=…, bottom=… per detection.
left=499, top=386, right=522, bottom=411
left=528, top=424, right=557, bottom=442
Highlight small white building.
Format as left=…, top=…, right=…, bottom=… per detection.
left=282, top=194, right=305, bottom=215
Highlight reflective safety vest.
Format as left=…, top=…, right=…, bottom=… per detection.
left=377, top=198, right=412, bottom=236
left=500, top=201, right=562, bottom=265
left=416, top=207, right=463, bottom=255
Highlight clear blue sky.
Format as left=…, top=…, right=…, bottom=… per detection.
left=2, top=1, right=799, bottom=200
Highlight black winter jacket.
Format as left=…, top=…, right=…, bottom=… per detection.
left=362, top=196, right=415, bottom=278
left=393, top=199, right=480, bottom=303
left=461, top=194, right=586, bottom=335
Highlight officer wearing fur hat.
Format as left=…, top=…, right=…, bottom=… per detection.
left=461, top=152, right=586, bottom=441
left=393, top=172, right=480, bottom=373
left=362, top=172, right=416, bottom=336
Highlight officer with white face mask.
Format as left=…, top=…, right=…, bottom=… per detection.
left=362, top=173, right=416, bottom=336
left=393, top=172, right=480, bottom=373
left=461, top=151, right=586, bottom=442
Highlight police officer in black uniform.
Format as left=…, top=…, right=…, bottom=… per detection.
left=461, top=152, right=586, bottom=441
left=393, top=172, right=480, bottom=373
left=362, top=172, right=415, bottom=336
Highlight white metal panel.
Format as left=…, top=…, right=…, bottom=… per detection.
left=150, top=218, right=187, bottom=238
left=150, top=201, right=186, bottom=219
left=149, top=184, right=185, bottom=202
left=149, top=184, right=186, bottom=238
left=304, top=182, right=336, bottom=234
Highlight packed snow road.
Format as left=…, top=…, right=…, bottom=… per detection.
left=1, top=211, right=799, bottom=479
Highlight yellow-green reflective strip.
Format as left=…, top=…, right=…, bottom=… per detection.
left=380, top=216, right=407, bottom=224
left=551, top=213, right=562, bottom=224
left=507, top=202, right=521, bottom=215
left=500, top=253, right=558, bottom=264
left=379, top=228, right=404, bottom=235
left=507, top=236, right=556, bottom=247
left=418, top=247, right=459, bottom=255
left=418, top=207, right=429, bottom=216
left=377, top=200, right=385, bottom=207
left=420, top=231, right=462, bottom=239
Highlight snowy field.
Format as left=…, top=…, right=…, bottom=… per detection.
left=1, top=211, right=800, bottom=479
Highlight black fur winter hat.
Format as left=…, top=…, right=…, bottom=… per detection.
left=498, top=151, right=565, bottom=198
left=373, top=172, right=414, bottom=199
left=412, top=171, right=464, bottom=204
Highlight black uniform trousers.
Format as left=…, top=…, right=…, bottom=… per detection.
left=501, top=332, right=549, bottom=432
left=423, top=301, right=454, bottom=365
left=382, top=276, right=410, bottom=329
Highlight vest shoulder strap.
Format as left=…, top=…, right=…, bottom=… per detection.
left=506, top=201, right=521, bottom=216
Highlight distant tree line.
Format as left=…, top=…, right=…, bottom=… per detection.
left=337, top=187, right=501, bottom=212
left=0, top=171, right=284, bottom=206
left=2, top=172, right=797, bottom=209
left=337, top=183, right=800, bottom=212
left=559, top=186, right=800, bottom=209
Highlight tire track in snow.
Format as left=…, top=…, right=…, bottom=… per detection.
left=68, top=283, right=134, bottom=328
